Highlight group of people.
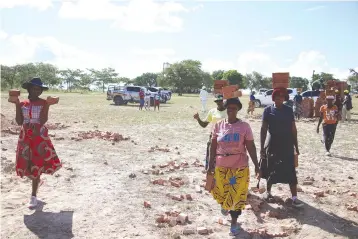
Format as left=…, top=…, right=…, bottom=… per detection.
left=139, top=89, right=161, bottom=111
left=193, top=87, right=355, bottom=236
left=8, top=77, right=355, bottom=236
left=293, top=89, right=353, bottom=122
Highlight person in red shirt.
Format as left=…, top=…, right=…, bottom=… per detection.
left=139, top=89, right=145, bottom=111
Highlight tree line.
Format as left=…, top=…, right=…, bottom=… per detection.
left=1, top=61, right=357, bottom=94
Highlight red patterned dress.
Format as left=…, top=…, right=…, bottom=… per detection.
left=16, top=99, right=61, bottom=179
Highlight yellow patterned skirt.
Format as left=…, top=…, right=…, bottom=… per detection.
left=211, top=166, right=250, bottom=211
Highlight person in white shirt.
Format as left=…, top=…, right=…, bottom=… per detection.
left=199, top=86, right=208, bottom=112
left=144, top=91, right=151, bottom=110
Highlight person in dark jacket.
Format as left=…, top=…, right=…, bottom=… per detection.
left=342, top=90, right=353, bottom=123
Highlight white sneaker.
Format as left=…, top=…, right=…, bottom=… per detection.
left=325, top=151, right=331, bottom=157
left=28, top=196, right=38, bottom=208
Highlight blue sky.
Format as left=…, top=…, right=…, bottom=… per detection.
left=1, top=0, right=357, bottom=79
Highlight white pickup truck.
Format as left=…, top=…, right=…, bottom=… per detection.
left=254, top=88, right=297, bottom=107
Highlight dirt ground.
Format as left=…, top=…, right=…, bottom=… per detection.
left=1, top=92, right=358, bottom=239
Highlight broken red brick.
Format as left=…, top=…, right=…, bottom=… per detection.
left=314, top=191, right=325, bottom=197
left=183, top=227, right=196, bottom=235
left=156, top=215, right=165, bottom=223
left=171, top=195, right=183, bottom=201
left=347, top=205, right=358, bottom=212
left=170, top=181, right=181, bottom=188
left=197, top=227, right=208, bottom=235
left=186, top=194, right=193, bottom=201
left=144, top=201, right=151, bottom=208
left=152, top=179, right=166, bottom=186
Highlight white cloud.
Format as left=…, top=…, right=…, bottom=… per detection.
left=235, top=50, right=354, bottom=80
left=0, top=30, right=8, bottom=39
left=0, top=31, right=108, bottom=70
left=1, top=31, right=354, bottom=81
left=270, top=35, right=292, bottom=41
left=0, top=0, right=52, bottom=11
left=305, top=6, right=325, bottom=12
left=0, top=31, right=178, bottom=78
left=202, top=59, right=235, bottom=73
left=58, top=0, right=191, bottom=33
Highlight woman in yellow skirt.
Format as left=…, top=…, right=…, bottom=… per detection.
left=207, top=98, right=260, bottom=236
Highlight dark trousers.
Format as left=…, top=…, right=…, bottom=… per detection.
left=323, top=123, right=337, bottom=151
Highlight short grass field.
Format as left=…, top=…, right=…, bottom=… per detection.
left=1, top=92, right=358, bottom=239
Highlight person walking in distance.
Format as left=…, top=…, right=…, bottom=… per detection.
left=11, top=77, right=62, bottom=208
left=139, top=89, right=145, bottom=111
left=260, top=88, right=304, bottom=208
left=144, top=90, right=151, bottom=110
left=317, top=95, right=339, bottom=156
left=293, top=91, right=303, bottom=120
left=342, top=90, right=353, bottom=123
left=194, top=95, right=226, bottom=169
left=247, top=92, right=256, bottom=115
left=154, top=91, right=161, bottom=111
left=200, top=86, right=208, bottom=112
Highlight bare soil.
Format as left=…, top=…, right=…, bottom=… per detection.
left=1, top=92, right=358, bottom=239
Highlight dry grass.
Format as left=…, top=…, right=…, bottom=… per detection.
left=1, top=92, right=358, bottom=239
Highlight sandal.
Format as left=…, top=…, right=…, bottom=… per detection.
left=229, top=224, right=240, bottom=236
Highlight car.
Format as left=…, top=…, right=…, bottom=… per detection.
left=254, top=88, right=298, bottom=108
left=110, top=85, right=147, bottom=105
left=155, top=87, right=172, bottom=100
left=147, top=87, right=169, bottom=103
left=301, top=90, right=320, bottom=104
left=106, top=84, right=124, bottom=100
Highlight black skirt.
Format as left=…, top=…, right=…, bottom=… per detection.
left=260, top=133, right=297, bottom=185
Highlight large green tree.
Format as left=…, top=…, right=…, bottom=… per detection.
left=244, top=71, right=270, bottom=92
left=290, top=76, right=309, bottom=91
left=223, top=70, right=245, bottom=88
left=133, top=72, right=159, bottom=87
left=88, top=67, right=119, bottom=92
left=212, top=70, right=225, bottom=80
left=162, top=59, right=204, bottom=95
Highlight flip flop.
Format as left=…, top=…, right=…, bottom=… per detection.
left=229, top=224, right=240, bottom=236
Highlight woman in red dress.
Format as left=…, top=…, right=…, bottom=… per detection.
left=13, top=77, right=61, bottom=208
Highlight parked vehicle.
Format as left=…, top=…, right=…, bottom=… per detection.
left=107, top=85, right=124, bottom=100
left=301, top=90, right=320, bottom=104
left=110, top=85, right=147, bottom=105
left=254, top=88, right=297, bottom=108
left=155, top=87, right=172, bottom=100
left=258, top=88, right=269, bottom=95
left=147, top=87, right=169, bottom=103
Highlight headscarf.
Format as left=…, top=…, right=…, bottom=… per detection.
left=272, top=88, right=289, bottom=101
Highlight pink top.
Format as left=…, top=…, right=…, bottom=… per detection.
left=212, top=119, right=254, bottom=169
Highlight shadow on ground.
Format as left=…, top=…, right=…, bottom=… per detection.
left=24, top=201, right=74, bottom=239
left=246, top=194, right=358, bottom=239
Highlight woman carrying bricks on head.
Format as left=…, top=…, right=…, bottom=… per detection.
left=12, top=77, right=62, bottom=208
left=317, top=95, right=339, bottom=156
left=260, top=88, right=304, bottom=208
left=207, top=98, right=260, bottom=236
